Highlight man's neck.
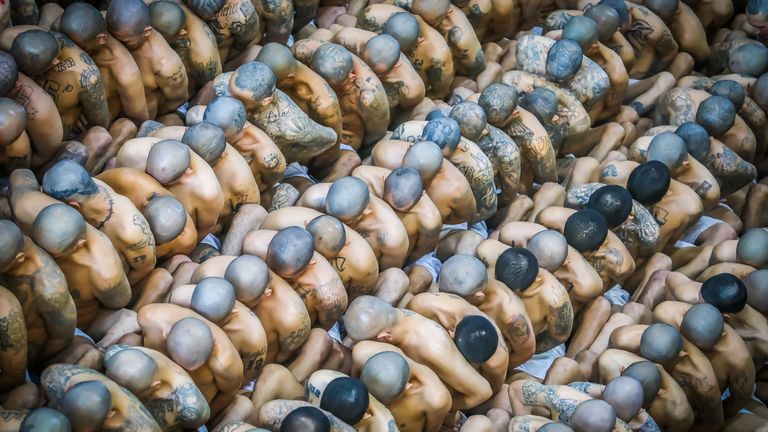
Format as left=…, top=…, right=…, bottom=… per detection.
left=82, top=186, right=115, bottom=230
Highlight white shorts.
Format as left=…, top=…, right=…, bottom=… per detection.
left=515, top=344, right=566, bottom=380
left=283, top=162, right=316, bottom=182
left=439, top=221, right=489, bottom=241
left=200, top=234, right=222, bottom=251
left=328, top=322, right=343, bottom=343
left=74, top=327, right=96, bottom=344
left=339, top=143, right=356, bottom=152
left=603, top=285, right=630, bottom=306
left=409, top=252, right=442, bottom=283
left=680, top=215, right=721, bottom=244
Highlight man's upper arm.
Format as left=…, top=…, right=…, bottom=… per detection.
left=115, top=64, right=149, bottom=122
left=78, top=67, right=111, bottom=127
left=94, top=278, right=132, bottom=309
left=156, top=58, right=189, bottom=102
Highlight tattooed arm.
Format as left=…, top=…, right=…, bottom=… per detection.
left=535, top=296, right=574, bottom=353
left=0, top=287, right=27, bottom=392
left=35, top=256, right=77, bottom=358
left=156, top=61, right=189, bottom=115
left=260, top=0, right=293, bottom=44
left=78, top=66, right=111, bottom=128
left=123, top=214, right=158, bottom=285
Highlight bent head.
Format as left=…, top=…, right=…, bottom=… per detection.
left=647, top=132, right=687, bottom=173
left=627, top=161, right=670, bottom=206
left=203, top=96, right=246, bottom=139
left=363, top=34, right=401, bottom=75
left=280, top=406, right=330, bottom=432
left=527, top=229, right=568, bottom=272
left=754, top=73, right=768, bottom=113
left=266, top=226, right=315, bottom=279
left=229, top=62, right=277, bottom=106
left=681, top=303, right=724, bottom=350
left=454, top=315, right=498, bottom=364
left=744, top=269, right=768, bottom=315
left=105, top=348, right=158, bottom=396
left=256, top=43, right=298, bottom=81
left=310, top=44, right=353, bottom=88
left=402, top=141, right=443, bottom=181
left=42, top=159, right=98, bottom=202
left=181, top=122, right=227, bottom=166
left=596, top=0, right=630, bottom=28
left=495, top=247, right=539, bottom=292
left=410, top=0, right=450, bottom=25
left=439, top=254, right=487, bottom=296
left=167, top=317, right=214, bottom=370
left=586, top=185, right=632, bottom=229
left=728, top=43, right=768, bottom=77
left=710, top=80, right=746, bottom=111
left=306, top=215, right=346, bottom=259
left=148, top=1, right=186, bottom=41
left=478, top=83, right=517, bottom=125
left=564, top=209, right=608, bottom=253
left=519, top=88, right=558, bottom=124
left=571, top=399, right=615, bottom=432
left=701, top=273, right=747, bottom=314
left=32, top=204, right=87, bottom=258
left=360, top=351, right=409, bottom=404
left=0, top=97, right=27, bottom=146
left=675, top=122, right=710, bottom=163
left=0, top=51, right=19, bottom=96
left=562, top=16, right=598, bottom=50
left=10, top=30, right=60, bottom=77
left=106, top=0, right=151, bottom=49
left=644, top=0, right=678, bottom=22
left=621, top=361, right=661, bottom=407
left=584, top=4, right=620, bottom=42
left=326, top=176, right=370, bottom=223
left=143, top=195, right=187, bottom=245
left=603, top=376, right=644, bottom=421
left=696, top=95, right=736, bottom=137
left=0, top=220, right=25, bottom=272
left=146, top=139, right=191, bottom=185
left=640, top=323, right=683, bottom=368
left=60, top=2, right=106, bottom=53
left=736, top=228, right=768, bottom=268
left=384, top=167, right=423, bottom=212
left=343, top=295, right=397, bottom=341
left=19, top=408, right=71, bottom=432
left=383, top=12, right=420, bottom=52
left=60, top=381, right=112, bottom=431
left=449, top=102, right=487, bottom=142
left=191, top=277, right=236, bottom=323
left=224, top=254, right=270, bottom=303
left=320, top=377, right=369, bottom=426
left=546, top=39, right=582, bottom=83
left=187, top=0, right=225, bottom=20
left=422, top=117, right=461, bottom=155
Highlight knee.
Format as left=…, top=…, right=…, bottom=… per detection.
left=605, top=122, right=625, bottom=141
left=656, top=71, right=676, bottom=90
left=83, top=126, right=112, bottom=147
left=308, top=328, right=334, bottom=357
left=574, top=156, right=601, bottom=173
left=650, top=252, right=673, bottom=270
left=700, top=222, right=738, bottom=244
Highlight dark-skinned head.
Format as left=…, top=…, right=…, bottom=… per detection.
left=256, top=42, right=298, bottom=81
left=384, top=167, right=423, bottom=212
left=621, top=361, right=661, bottom=407
left=562, top=16, right=598, bottom=50
left=363, top=34, right=401, bottom=75
left=266, top=226, right=315, bottom=279
left=585, top=185, right=632, bottom=228
left=306, top=215, right=346, bottom=259
left=383, top=12, right=420, bottom=53
left=402, top=140, right=444, bottom=181
left=32, top=204, right=87, bottom=258
left=596, top=0, right=630, bottom=28
left=42, top=159, right=99, bottom=202
left=19, top=408, right=71, bottom=432
left=647, top=132, right=687, bottom=173
left=10, top=30, right=60, bottom=77
left=149, top=1, right=186, bottom=41
left=753, top=73, right=768, bottom=113
left=0, top=219, right=25, bottom=272
left=229, top=62, right=277, bottom=106
left=422, top=117, right=461, bottom=155
left=520, top=88, right=558, bottom=124
left=411, top=0, right=450, bottom=26
left=675, top=122, right=710, bottom=163
left=439, top=254, right=487, bottom=296
left=745, top=269, right=768, bottom=315
left=701, top=273, right=747, bottom=313
left=360, top=351, right=409, bottom=404
left=143, top=195, right=187, bottom=245
left=167, top=317, right=214, bottom=370
left=584, top=4, right=620, bottom=42
left=187, top=0, right=225, bottom=20
left=60, top=3, right=106, bottom=53
left=105, top=348, right=158, bottom=396
left=546, top=39, right=582, bottom=83
left=311, top=44, right=353, bottom=88
left=681, top=303, right=724, bottom=350
left=644, top=0, right=678, bottom=22
left=224, top=254, right=270, bottom=303
left=280, top=406, right=330, bottom=432
left=710, top=80, right=746, bottom=111
left=449, top=101, right=487, bottom=142
left=326, top=176, right=370, bottom=223
left=571, top=399, right=615, bottom=432
left=736, top=228, right=768, bottom=268
left=640, top=323, right=683, bottom=368
left=603, top=376, right=644, bottom=421
left=564, top=209, right=608, bottom=252
left=478, top=83, right=517, bottom=125
left=728, top=43, right=768, bottom=77
left=203, top=96, right=246, bottom=139
left=455, top=315, right=498, bottom=363
left=627, top=161, right=670, bottom=206
left=182, top=122, right=226, bottom=166
left=146, top=139, right=191, bottom=185
left=0, top=51, right=19, bottom=96
left=106, top=0, right=151, bottom=50
left=60, top=381, right=112, bottom=431
left=0, top=97, right=26, bottom=146
left=320, top=377, right=369, bottom=426
left=495, top=247, right=539, bottom=292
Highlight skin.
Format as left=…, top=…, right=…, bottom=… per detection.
left=205, top=0, right=260, bottom=63
left=257, top=399, right=355, bottom=432
left=166, top=2, right=223, bottom=94
left=420, top=3, right=485, bottom=78
left=0, top=286, right=27, bottom=393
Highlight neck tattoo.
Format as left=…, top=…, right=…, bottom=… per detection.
left=95, top=188, right=115, bottom=231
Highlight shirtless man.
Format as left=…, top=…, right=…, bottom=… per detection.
left=202, top=0, right=260, bottom=63
left=41, top=364, right=161, bottom=431
left=104, top=346, right=210, bottom=430
left=0, top=221, right=76, bottom=367
left=42, top=160, right=157, bottom=285
left=0, top=285, right=26, bottom=394
left=227, top=61, right=337, bottom=164
left=107, top=0, right=188, bottom=117
left=307, top=371, right=396, bottom=431
left=344, top=295, right=493, bottom=409
left=0, top=97, right=31, bottom=173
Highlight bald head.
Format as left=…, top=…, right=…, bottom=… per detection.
left=644, top=0, right=678, bottom=21
left=546, top=39, right=582, bottom=83
left=225, top=255, right=270, bottom=303
left=256, top=43, right=298, bottom=80
left=32, top=204, right=86, bottom=257
left=627, top=161, right=670, bottom=206
left=563, top=16, right=598, bottom=50
left=281, top=406, right=330, bottom=432
left=10, top=30, right=59, bottom=76
left=681, top=303, right=724, bottom=350
left=167, top=317, right=214, bottom=370
left=564, top=209, right=608, bottom=252
left=520, top=87, right=558, bottom=124
left=230, top=62, right=277, bottom=102
left=60, top=381, right=112, bottom=431
left=621, top=361, right=661, bottom=407
left=187, top=0, right=225, bottom=20
left=182, top=122, right=226, bottom=165
left=266, top=227, right=315, bottom=278
left=360, top=351, right=409, bottom=404
left=149, top=1, right=186, bottom=41
left=384, top=167, right=423, bottom=212
left=422, top=117, right=461, bottom=153
left=20, top=408, right=71, bottom=432
left=363, top=34, right=401, bottom=75
left=439, top=254, right=487, bottom=296
left=344, top=295, right=397, bottom=341
left=585, top=185, right=632, bottom=228
left=326, top=176, right=370, bottom=221
left=478, top=83, right=517, bottom=125
left=0, top=220, right=24, bottom=271
left=584, top=5, right=620, bottom=42
left=143, top=195, right=186, bottom=245
left=675, top=122, right=710, bottom=162
left=449, top=102, right=487, bottom=142
left=647, top=132, right=687, bottom=172
left=538, top=424, right=574, bottom=432
left=728, top=44, right=768, bottom=77
left=455, top=315, right=498, bottom=363
left=753, top=73, right=768, bottom=113
left=571, top=399, right=615, bottom=432
left=203, top=96, right=246, bottom=138
left=60, top=3, right=106, bottom=52
left=105, top=348, right=158, bottom=395
left=311, top=44, right=353, bottom=88
left=42, top=159, right=98, bottom=202
left=596, top=0, right=629, bottom=26
left=402, top=141, right=444, bottom=180
left=0, top=97, right=26, bottom=146
left=527, top=230, right=568, bottom=272
left=191, top=277, right=236, bottom=323
left=701, top=273, right=748, bottom=313
left=736, top=228, right=768, bottom=268
left=744, top=269, right=768, bottom=315
left=640, top=323, right=683, bottom=367
left=603, top=376, right=644, bottom=421
left=495, top=247, right=539, bottom=292
left=383, top=12, right=420, bottom=52
left=0, top=51, right=18, bottom=96
left=411, top=0, right=450, bottom=25
left=305, top=215, right=346, bottom=259
left=710, top=80, right=746, bottom=111
left=146, top=140, right=191, bottom=185
left=320, top=377, right=369, bottom=426
left=106, top=0, right=151, bottom=50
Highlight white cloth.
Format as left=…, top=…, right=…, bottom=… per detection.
left=603, top=286, right=630, bottom=306
left=200, top=234, right=221, bottom=251
left=176, top=101, right=189, bottom=116
left=515, top=344, right=566, bottom=379
left=74, top=327, right=96, bottom=344
left=674, top=240, right=696, bottom=249
left=328, top=322, right=343, bottom=343
left=680, top=215, right=721, bottom=244
left=531, top=26, right=543, bottom=35
left=411, top=252, right=442, bottom=283
left=283, top=162, right=315, bottom=181
left=339, top=143, right=356, bottom=152
left=439, top=221, right=489, bottom=241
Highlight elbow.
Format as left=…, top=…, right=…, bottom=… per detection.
left=466, top=382, right=493, bottom=408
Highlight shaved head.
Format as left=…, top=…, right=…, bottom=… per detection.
left=143, top=195, right=186, bottom=245
left=60, top=381, right=112, bottom=431
left=753, top=73, right=768, bottom=113
left=603, top=376, right=644, bottom=421
left=478, top=83, right=517, bottom=125
left=744, top=269, right=768, bottom=315
left=621, top=361, right=662, bottom=407
left=230, top=62, right=277, bottom=102
left=644, top=0, right=678, bottom=21
left=449, top=102, right=487, bottom=142
left=311, top=44, right=353, bottom=88
left=422, top=117, right=461, bottom=153
left=281, top=406, right=330, bottom=432
left=455, top=315, right=498, bottom=363
left=585, top=185, right=632, bottom=228
left=584, top=5, right=620, bottom=42
left=520, top=88, right=558, bottom=124
left=146, top=140, right=191, bottom=185
left=675, top=122, right=710, bottom=162
left=627, top=161, right=670, bottom=206
left=20, top=408, right=71, bottom=432
left=383, top=12, right=420, bottom=52
left=32, top=204, right=86, bottom=257
left=681, top=303, right=724, bottom=350
left=0, top=220, right=24, bottom=271
left=360, top=351, right=409, bottom=404
left=187, top=0, right=225, bottom=19
left=42, top=159, right=98, bottom=202
left=596, top=0, right=629, bottom=26
left=411, top=0, right=450, bottom=25
left=225, top=255, right=270, bottom=303
left=701, top=273, right=747, bottom=313
left=256, top=43, right=298, bottom=80
left=105, top=348, right=158, bottom=395
left=363, top=34, right=401, bottom=75
left=402, top=141, right=444, bottom=181
left=527, top=230, right=568, bottom=272
left=167, top=317, right=214, bottom=370
left=384, top=167, right=423, bottom=212
left=326, top=176, right=370, bottom=221
left=0, top=51, right=19, bottom=96
left=710, top=80, right=746, bottom=111
left=426, top=108, right=448, bottom=120
left=149, top=1, right=186, bottom=41
left=106, top=0, right=151, bottom=50
left=182, top=122, right=226, bottom=165
left=696, top=95, right=736, bottom=137
left=191, top=277, right=236, bottom=323
left=306, top=215, right=346, bottom=259
left=439, top=254, right=487, bottom=296
left=60, top=2, right=106, bottom=52
left=736, top=228, right=768, bottom=268
left=320, top=377, right=369, bottom=426
left=344, top=295, right=397, bottom=341
left=564, top=209, right=608, bottom=252
left=728, top=44, right=768, bottom=77
left=10, top=30, right=59, bottom=76
left=570, top=399, right=615, bottom=432
left=266, top=227, right=315, bottom=278
left=0, top=97, right=26, bottom=146
left=562, top=16, right=598, bottom=50
left=647, top=132, right=687, bottom=172
left=640, top=323, right=683, bottom=367
left=546, top=39, right=582, bottom=83
left=539, top=424, right=574, bottom=432
left=495, top=247, right=539, bottom=292
left=203, top=96, right=246, bottom=138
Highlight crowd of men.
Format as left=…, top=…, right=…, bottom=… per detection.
left=0, top=0, right=768, bottom=429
